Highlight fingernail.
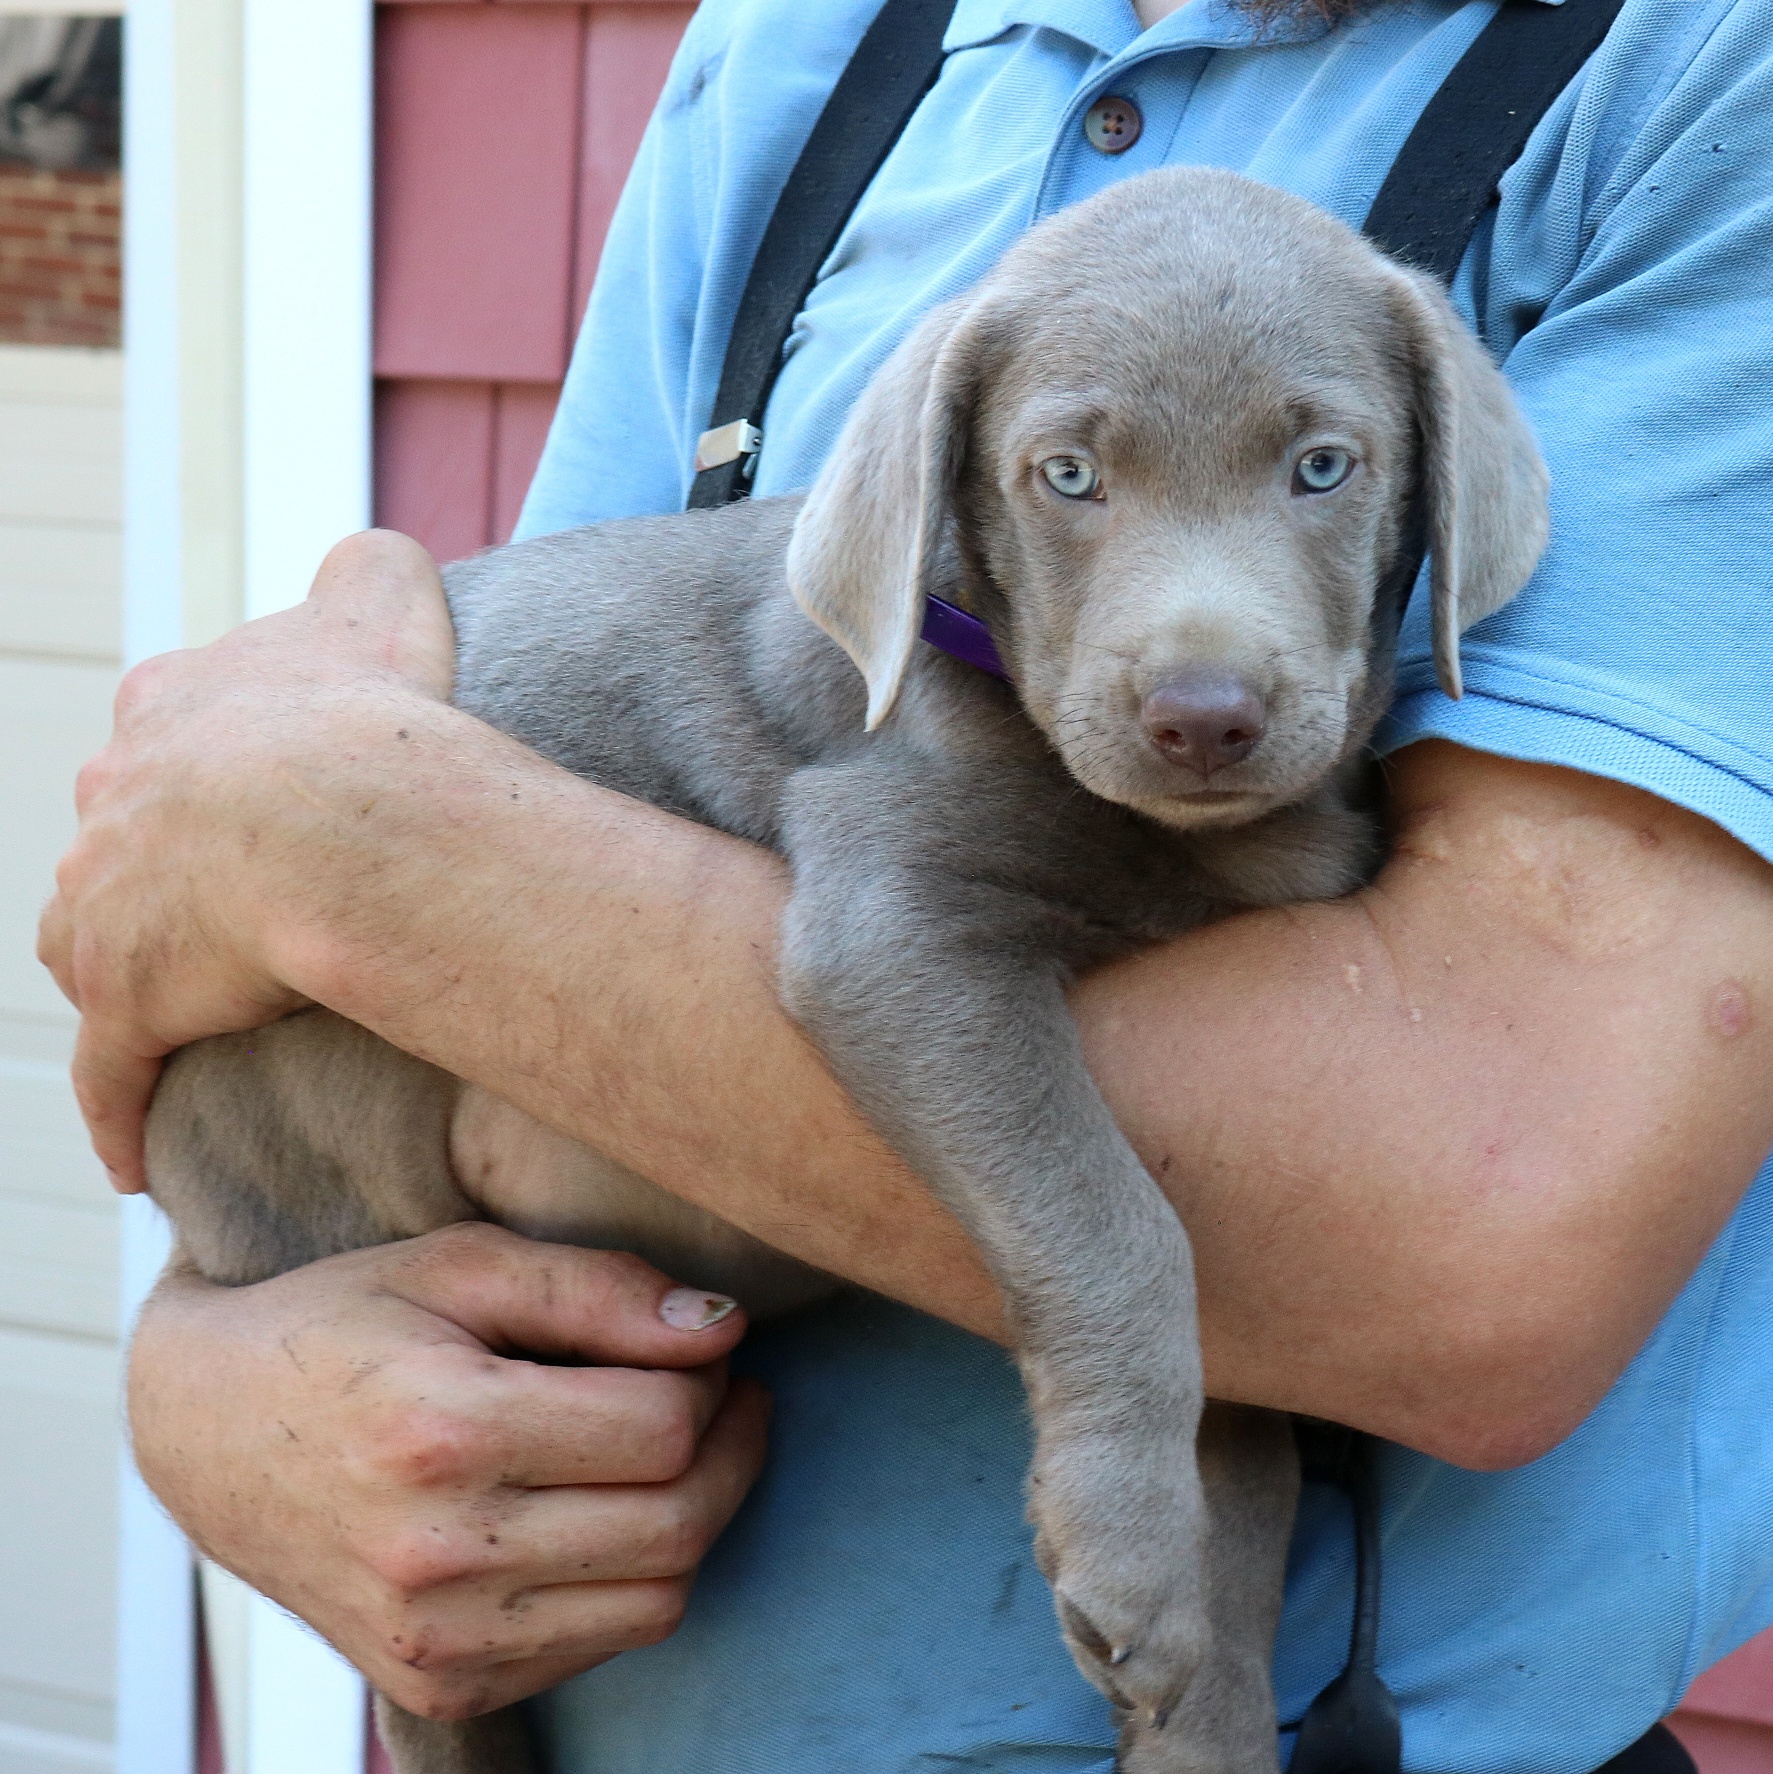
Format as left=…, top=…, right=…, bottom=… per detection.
left=659, top=1287, right=738, bottom=1331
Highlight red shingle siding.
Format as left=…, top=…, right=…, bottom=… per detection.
left=1675, top=1636, right=1773, bottom=1772
left=0, top=165, right=121, bottom=348
left=372, top=0, right=692, bottom=559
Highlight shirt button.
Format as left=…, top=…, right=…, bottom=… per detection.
left=1083, top=94, right=1142, bottom=155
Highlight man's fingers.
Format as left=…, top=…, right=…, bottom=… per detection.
left=365, top=1579, right=694, bottom=1718
left=358, top=1344, right=735, bottom=1491
left=374, top=1376, right=772, bottom=1585
left=382, top=1224, right=750, bottom=1370
left=70, top=1021, right=160, bottom=1193
left=350, top=1381, right=772, bottom=1718
left=505, top=1377, right=770, bottom=1577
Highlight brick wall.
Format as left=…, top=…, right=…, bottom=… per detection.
left=0, top=164, right=121, bottom=349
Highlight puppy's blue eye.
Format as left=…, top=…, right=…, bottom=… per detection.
left=1040, top=456, right=1101, bottom=500
left=1293, top=448, right=1354, bottom=494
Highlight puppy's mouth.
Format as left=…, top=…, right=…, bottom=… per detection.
left=1052, top=728, right=1324, bottom=830
left=1137, top=784, right=1276, bottom=829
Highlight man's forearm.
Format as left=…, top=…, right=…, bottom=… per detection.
left=274, top=698, right=1773, bottom=1468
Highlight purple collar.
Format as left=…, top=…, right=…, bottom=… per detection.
left=921, top=594, right=1008, bottom=679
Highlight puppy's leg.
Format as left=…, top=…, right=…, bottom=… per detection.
left=1119, top=1406, right=1297, bottom=1774
left=147, top=1007, right=478, bottom=1284
left=146, top=1010, right=537, bottom=1774
left=374, top=1695, right=542, bottom=1774
left=780, top=761, right=1245, bottom=1766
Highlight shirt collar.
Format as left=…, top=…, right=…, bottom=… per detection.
left=944, top=0, right=1565, bottom=61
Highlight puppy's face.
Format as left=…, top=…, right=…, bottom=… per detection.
left=788, top=167, right=1550, bottom=819
left=966, top=295, right=1414, bottom=829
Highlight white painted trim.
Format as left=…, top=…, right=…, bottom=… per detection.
left=118, top=0, right=373, bottom=1763
left=199, top=1565, right=368, bottom=1774
left=0, top=1719, right=113, bottom=1770
left=0, top=345, right=122, bottom=405
left=246, top=1600, right=367, bottom=1774
left=115, top=1200, right=194, bottom=1774
left=241, top=0, right=372, bottom=619
left=119, top=0, right=181, bottom=668
left=116, top=0, right=195, bottom=1763
left=0, top=2, right=123, bottom=14
left=233, top=20, right=374, bottom=1767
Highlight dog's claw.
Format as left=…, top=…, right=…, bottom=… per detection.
left=1110, top=1645, right=1132, bottom=1667
left=1152, top=1704, right=1171, bottom=1731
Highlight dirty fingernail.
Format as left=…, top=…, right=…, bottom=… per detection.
left=659, top=1287, right=738, bottom=1331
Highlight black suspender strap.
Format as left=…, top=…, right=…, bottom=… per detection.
left=1359, top=0, right=1627, bottom=640
left=686, top=0, right=958, bottom=509
left=1289, top=1423, right=1403, bottom=1774
left=680, top=5, right=1627, bottom=1773
left=689, top=0, right=1626, bottom=517
left=1364, top=0, right=1628, bottom=280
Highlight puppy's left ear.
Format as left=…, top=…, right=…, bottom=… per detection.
left=1384, top=267, right=1550, bottom=699
left=787, top=292, right=994, bottom=729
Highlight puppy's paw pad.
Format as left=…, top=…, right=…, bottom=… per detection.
left=1032, top=1455, right=1208, bottom=1717
left=1116, top=1709, right=1284, bottom=1774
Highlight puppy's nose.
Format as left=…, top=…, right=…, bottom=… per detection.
left=1142, top=672, right=1267, bottom=778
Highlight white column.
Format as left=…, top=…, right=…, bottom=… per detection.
left=242, top=0, right=373, bottom=619
left=116, top=1204, right=196, bottom=1774
left=118, top=0, right=375, bottom=1766
left=117, top=0, right=200, bottom=1766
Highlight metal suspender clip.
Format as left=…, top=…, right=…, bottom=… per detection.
left=694, top=419, right=764, bottom=477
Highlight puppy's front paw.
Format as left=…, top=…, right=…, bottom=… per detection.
left=1116, top=1704, right=1282, bottom=1774
left=1030, top=1430, right=1210, bottom=1730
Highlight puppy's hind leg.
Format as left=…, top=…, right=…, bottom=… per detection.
left=375, top=1696, right=543, bottom=1774
left=146, top=1006, right=480, bottom=1284
left=1118, top=1405, right=1298, bottom=1774
left=145, top=1009, right=532, bottom=1774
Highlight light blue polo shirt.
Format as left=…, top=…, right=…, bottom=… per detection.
left=515, top=3, right=1773, bottom=1770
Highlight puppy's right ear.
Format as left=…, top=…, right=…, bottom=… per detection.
left=787, top=293, right=990, bottom=730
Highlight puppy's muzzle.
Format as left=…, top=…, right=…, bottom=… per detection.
left=1141, top=670, right=1267, bottom=779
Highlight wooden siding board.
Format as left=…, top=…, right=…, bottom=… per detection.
left=0, top=1197, right=117, bottom=1342
left=374, top=378, right=496, bottom=562
left=0, top=397, right=121, bottom=527
left=374, top=4, right=586, bottom=382
left=0, top=522, right=122, bottom=662
left=491, top=381, right=560, bottom=542
left=0, top=1327, right=119, bottom=1739
left=1685, top=1636, right=1773, bottom=1731
left=575, top=4, right=693, bottom=321
left=1673, top=1714, right=1773, bottom=1774
left=0, top=1046, right=110, bottom=1215
left=0, top=659, right=117, bottom=1024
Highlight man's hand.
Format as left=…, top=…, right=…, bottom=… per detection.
left=38, top=531, right=457, bottom=1189
left=130, top=1225, right=769, bottom=1721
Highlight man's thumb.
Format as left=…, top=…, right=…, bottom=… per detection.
left=387, top=1224, right=749, bottom=1368
left=307, top=529, right=457, bottom=701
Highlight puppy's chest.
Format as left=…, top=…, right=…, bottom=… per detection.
left=980, top=780, right=1383, bottom=969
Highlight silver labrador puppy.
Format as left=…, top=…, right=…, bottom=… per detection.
left=146, top=167, right=1549, bottom=1774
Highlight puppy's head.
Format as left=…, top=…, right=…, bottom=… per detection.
left=787, top=167, right=1549, bottom=829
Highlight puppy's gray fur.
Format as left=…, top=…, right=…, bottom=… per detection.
left=146, top=168, right=1548, bottom=1774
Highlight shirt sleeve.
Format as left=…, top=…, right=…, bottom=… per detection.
left=1378, top=9, right=1773, bottom=865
